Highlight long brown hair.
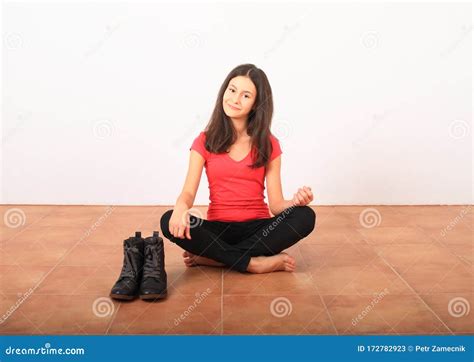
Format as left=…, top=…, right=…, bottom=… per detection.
left=204, top=64, right=274, bottom=169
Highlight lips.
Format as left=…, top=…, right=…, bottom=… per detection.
left=228, top=104, right=241, bottom=111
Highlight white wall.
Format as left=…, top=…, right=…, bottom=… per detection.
left=2, top=2, right=472, bottom=205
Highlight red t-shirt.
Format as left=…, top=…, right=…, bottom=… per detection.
left=190, top=131, right=283, bottom=222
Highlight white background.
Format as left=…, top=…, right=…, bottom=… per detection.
left=1, top=2, right=472, bottom=206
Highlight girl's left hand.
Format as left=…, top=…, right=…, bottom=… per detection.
left=292, top=186, right=314, bottom=206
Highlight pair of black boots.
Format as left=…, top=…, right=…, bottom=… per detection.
left=110, top=231, right=167, bottom=301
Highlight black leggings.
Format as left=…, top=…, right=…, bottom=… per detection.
left=160, top=205, right=316, bottom=273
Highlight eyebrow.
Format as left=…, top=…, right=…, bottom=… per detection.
left=229, top=83, right=253, bottom=95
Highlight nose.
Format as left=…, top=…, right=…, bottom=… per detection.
left=231, top=93, right=240, bottom=104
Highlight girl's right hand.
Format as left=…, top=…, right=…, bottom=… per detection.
left=169, top=207, right=192, bottom=239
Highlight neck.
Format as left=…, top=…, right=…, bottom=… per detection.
left=230, top=116, right=248, bottom=137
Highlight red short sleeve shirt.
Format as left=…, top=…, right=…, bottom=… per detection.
left=190, top=131, right=283, bottom=222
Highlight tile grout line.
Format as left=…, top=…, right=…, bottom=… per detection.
left=375, top=252, right=455, bottom=335
left=297, top=242, right=339, bottom=335
left=220, top=268, right=224, bottom=335
left=2, top=206, right=59, bottom=244
left=105, top=303, right=121, bottom=335
left=358, top=212, right=457, bottom=335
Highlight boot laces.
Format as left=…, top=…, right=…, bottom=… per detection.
left=143, top=243, right=162, bottom=279
left=119, top=244, right=139, bottom=279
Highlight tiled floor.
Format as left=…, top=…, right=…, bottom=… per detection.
left=0, top=205, right=472, bottom=335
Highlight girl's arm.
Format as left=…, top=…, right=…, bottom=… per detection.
left=174, top=150, right=205, bottom=211
left=265, top=155, right=293, bottom=215
left=265, top=155, right=314, bottom=216
left=169, top=150, right=205, bottom=239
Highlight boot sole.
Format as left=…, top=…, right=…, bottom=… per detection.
left=109, top=293, right=136, bottom=301
left=139, top=291, right=168, bottom=300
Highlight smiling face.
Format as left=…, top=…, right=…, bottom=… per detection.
left=222, top=76, right=257, bottom=120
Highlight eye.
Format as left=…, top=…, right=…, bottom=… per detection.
left=244, top=95, right=250, bottom=99
left=229, top=88, right=235, bottom=92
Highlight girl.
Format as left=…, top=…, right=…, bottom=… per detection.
left=160, top=64, right=316, bottom=274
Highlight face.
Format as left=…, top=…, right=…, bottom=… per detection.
left=222, top=76, right=257, bottom=120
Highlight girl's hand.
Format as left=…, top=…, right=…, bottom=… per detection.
left=292, top=186, right=314, bottom=206
left=169, top=207, right=192, bottom=239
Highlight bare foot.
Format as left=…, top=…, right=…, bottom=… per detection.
left=247, top=253, right=296, bottom=274
left=182, top=251, right=225, bottom=268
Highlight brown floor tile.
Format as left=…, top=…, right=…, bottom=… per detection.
left=421, top=224, right=472, bottom=245
left=405, top=207, right=472, bottom=229
left=34, top=266, right=113, bottom=295
left=223, top=294, right=335, bottom=334
left=420, top=293, right=473, bottom=334
left=357, top=226, right=434, bottom=245
left=0, top=204, right=471, bottom=335
left=398, top=261, right=473, bottom=295
left=34, top=206, right=113, bottom=228
left=308, top=259, right=414, bottom=295
left=447, top=244, right=473, bottom=264
left=300, top=242, right=380, bottom=268
left=313, top=209, right=353, bottom=228
left=323, top=294, right=451, bottom=334
left=335, top=206, right=412, bottom=228
left=1, top=206, right=57, bottom=242
left=0, top=265, right=51, bottom=294
left=0, top=294, right=118, bottom=334
left=0, top=243, right=69, bottom=267
left=5, top=226, right=87, bottom=245
left=373, top=243, right=466, bottom=270
left=223, top=269, right=317, bottom=295
left=300, top=227, right=369, bottom=245
left=58, top=244, right=123, bottom=267
left=167, top=265, right=221, bottom=296
left=108, top=292, right=221, bottom=335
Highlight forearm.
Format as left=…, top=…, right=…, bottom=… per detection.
left=174, top=191, right=194, bottom=211
left=270, top=199, right=295, bottom=216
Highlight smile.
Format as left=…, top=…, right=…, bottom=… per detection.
left=228, top=104, right=241, bottom=111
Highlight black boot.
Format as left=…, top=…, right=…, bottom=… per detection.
left=139, top=231, right=167, bottom=300
left=110, top=231, right=145, bottom=300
